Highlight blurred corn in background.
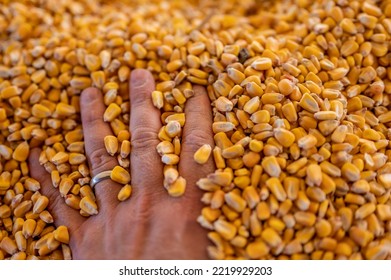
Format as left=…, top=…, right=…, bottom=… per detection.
left=0, top=0, right=391, bottom=260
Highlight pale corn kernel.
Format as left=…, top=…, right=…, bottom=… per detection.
left=165, top=121, right=181, bottom=138
left=306, top=164, right=322, bottom=187
left=215, top=96, right=233, bottom=112
left=262, top=156, right=281, bottom=178
left=341, top=162, right=361, bottom=182
left=161, top=154, right=180, bottom=165
left=224, top=191, right=247, bottom=213
left=214, top=219, right=237, bottom=240
left=298, top=134, right=317, bottom=149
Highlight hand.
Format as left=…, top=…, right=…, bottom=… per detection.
left=28, top=69, right=214, bottom=259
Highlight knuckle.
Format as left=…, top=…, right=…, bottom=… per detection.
left=44, top=185, right=64, bottom=215
left=182, top=130, right=211, bottom=153
left=131, top=89, right=151, bottom=108
left=88, top=147, right=116, bottom=175
left=131, top=125, right=159, bottom=152
left=82, top=109, right=102, bottom=127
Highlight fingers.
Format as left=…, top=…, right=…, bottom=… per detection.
left=28, top=148, right=85, bottom=234
left=80, top=88, right=123, bottom=210
left=129, top=69, right=164, bottom=198
left=179, top=85, right=214, bottom=201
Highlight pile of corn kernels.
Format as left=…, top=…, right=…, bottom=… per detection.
left=1, top=0, right=391, bottom=260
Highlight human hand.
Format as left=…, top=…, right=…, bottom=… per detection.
left=28, top=69, right=214, bottom=259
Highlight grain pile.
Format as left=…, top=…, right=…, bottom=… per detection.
left=1, top=0, right=391, bottom=260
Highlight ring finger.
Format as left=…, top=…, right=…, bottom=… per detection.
left=80, top=87, right=123, bottom=212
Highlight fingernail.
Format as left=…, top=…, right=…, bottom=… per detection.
left=81, top=88, right=99, bottom=103
left=131, top=69, right=148, bottom=88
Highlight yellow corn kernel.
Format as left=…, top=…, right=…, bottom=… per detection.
left=266, top=177, right=287, bottom=202
left=222, top=144, right=244, bottom=159
left=103, top=103, right=121, bottom=122
left=151, top=90, right=164, bottom=109
left=104, top=135, right=118, bottom=156
left=32, top=195, right=49, bottom=214
left=250, top=110, right=270, bottom=124
left=194, top=144, right=212, bottom=165
left=225, top=191, right=247, bottom=213
left=349, top=227, right=373, bottom=247
left=215, top=96, right=233, bottom=112
left=165, top=176, right=186, bottom=197
left=299, top=93, right=319, bottom=113
left=294, top=211, right=316, bottom=227
left=110, top=166, right=131, bottom=184
left=53, top=225, right=69, bottom=244
left=355, top=203, right=376, bottom=220
left=214, top=219, right=237, bottom=240
left=281, top=102, right=298, bottom=122
left=297, top=134, right=317, bottom=149
left=249, top=139, right=263, bottom=153
left=161, top=154, right=180, bottom=165
left=117, top=184, right=132, bottom=201
left=208, top=171, right=233, bottom=187
left=305, top=164, right=322, bottom=187
left=274, top=128, right=295, bottom=148
left=0, top=237, right=18, bottom=255
left=341, top=162, right=360, bottom=182
left=120, top=140, right=131, bottom=159
left=243, top=96, right=260, bottom=114
left=165, top=113, right=185, bottom=126
left=79, top=196, right=98, bottom=216
left=261, top=228, right=282, bottom=248
left=12, top=141, right=30, bottom=162
left=278, top=79, right=295, bottom=95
